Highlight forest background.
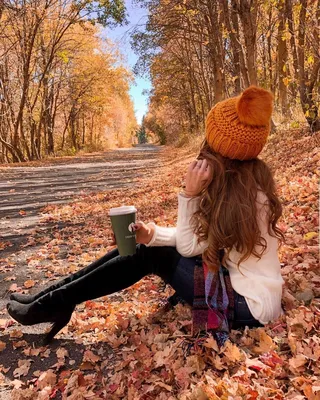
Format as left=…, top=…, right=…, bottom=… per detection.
left=137, top=0, right=320, bottom=144
left=0, top=0, right=136, bottom=163
left=0, top=0, right=319, bottom=164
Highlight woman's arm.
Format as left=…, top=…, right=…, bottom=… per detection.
left=175, top=158, right=211, bottom=256
left=145, top=224, right=177, bottom=247
left=143, top=196, right=208, bottom=256
left=143, top=159, right=212, bottom=253
left=144, top=194, right=208, bottom=256
left=175, top=194, right=208, bottom=256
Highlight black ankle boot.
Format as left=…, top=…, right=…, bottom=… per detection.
left=7, top=299, right=75, bottom=344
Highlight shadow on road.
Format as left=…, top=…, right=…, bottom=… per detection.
left=0, top=331, right=114, bottom=399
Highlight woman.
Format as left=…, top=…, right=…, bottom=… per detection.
left=7, top=86, right=284, bottom=345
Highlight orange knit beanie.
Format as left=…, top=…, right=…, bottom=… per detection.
left=205, top=86, right=274, bottom=160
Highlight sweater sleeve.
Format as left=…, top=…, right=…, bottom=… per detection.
left=175, top=194, right=208, bottom=257
left=145, top=223, right=177, bottom=247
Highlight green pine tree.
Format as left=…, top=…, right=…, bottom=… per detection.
left=136, top=116, right=148, bottom=144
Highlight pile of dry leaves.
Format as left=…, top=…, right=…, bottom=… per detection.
left=0, top=129, right=319, bottom=399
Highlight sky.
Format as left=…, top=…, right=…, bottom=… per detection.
left=103, top=1, right=151, bottom=124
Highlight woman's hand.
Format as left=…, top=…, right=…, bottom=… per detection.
left=132, top=221, right=155, bottom=245
left=184, top=159, right=213, bottom=197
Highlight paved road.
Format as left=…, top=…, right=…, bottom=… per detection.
left=0, top=145, right=161, bottom=245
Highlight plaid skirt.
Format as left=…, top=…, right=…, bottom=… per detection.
left=168, top=255, right=262, bottom=330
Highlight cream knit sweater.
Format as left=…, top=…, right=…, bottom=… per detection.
left=146, top=193, right=284, bottom=324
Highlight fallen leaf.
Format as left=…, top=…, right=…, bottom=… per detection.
left=83, top=350, right=100, bottom=363
left=252, top=329, right=276, bottom=354
left=0, top=319, right=15, bottom=330
left=79, top=361, right=95, bottom=370
left=174, top=366, right=194, bottom=390
left=289, top=354, right=307, bottom=371
left=0, top=341, right=6, bottom=351
left=10, top=329, right=23, bottom=339
left=24, top=280, right=35, bottom=288
left=11, top=379, right=23, bottom=389
left=23, top=347, right=41, bottom=357
left=56, top=347, right=68, bottom=360
left=203, top=336, right=219, bottom=352
left=9, top=283, right=19, bottom=292
left=303, top=232, right=318, bottom=240
left=245, top=356, right=269, bottom=371
left=222, top=341, right=243, bottom=362
left=12, top=340, right=28, bottom=349
left=13, top=360, right=32, bottom=378
left=4, top=276, right=16, bottom=281
left=37, top=369, right=57, bottom=390
left=155, top=381, right=172, bottom=391
left=41, top=348, right=51, bottom=358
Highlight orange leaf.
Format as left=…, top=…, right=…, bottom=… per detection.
left=24, top=280, right=35, bottom=289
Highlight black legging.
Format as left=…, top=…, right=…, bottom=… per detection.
left=47, top=245, right=261, bottom=328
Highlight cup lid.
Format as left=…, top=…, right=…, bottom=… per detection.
left=108, top=206, right=137, bottom=216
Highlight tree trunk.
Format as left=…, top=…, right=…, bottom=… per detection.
left=277, top=3, right=288, bottom=114
left=220, top=0, right=241, bottom=94
left=82, top=115, right=85, bottom=145
left=205, top=1, right=226, bottom=102
left=295, top=0, right=320, bottom=131
left=46, top=82, right=55, bottom=155
left=70, top=108, right=76, bottom=149
left=267, top=9, right=274, bottom=92
left=237, top=0, right=258, bottom=86
left=285, top=0, right=299, bottom=100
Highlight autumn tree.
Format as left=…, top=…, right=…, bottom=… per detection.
left=144, top=108, right=167, bottom=145
left=0, top=0, right=136, bottom=163
left=133, top=0, right=320, bottom=140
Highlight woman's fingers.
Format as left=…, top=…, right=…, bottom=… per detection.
left=189, top=159, right=205, bottom=171
left=204, top=162, right=212, bottom=175
left=189, top=160, right=198, bottom=171
left=197, top=159, right=209, bottom=177
left=200, top=158, right=207, bottom=172
left=110, top=232, right=116, bottom=245
left=198, top=160, right=212, bottom=186
left=133, top=221, right=144, bottom=231
left=185, top=159, right=212, bottom=197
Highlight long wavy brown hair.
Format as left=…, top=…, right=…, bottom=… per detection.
left=192, top=140, right=284, bottom=272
